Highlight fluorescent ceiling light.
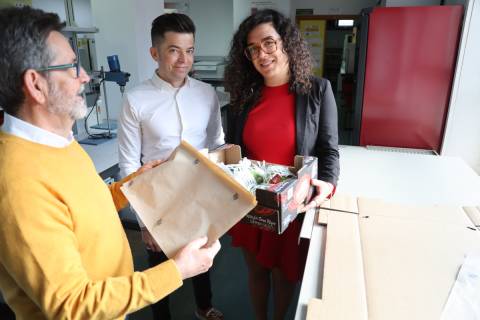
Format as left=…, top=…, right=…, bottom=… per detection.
left=338, top=19, right=354, bottom=27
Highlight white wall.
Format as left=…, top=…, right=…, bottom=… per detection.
left=132, top=1, right=165, bottom=81
left=72, top=0, right=92, bottom=27
left=190, top=0, right=233, bottom=56
left=233, top=0, right=251, bottom=30
left=189, top=0, right=293, bottom=57
left=275, top=0, right=291, bottom=16
left=251, top=0, right=290, bottom=16
left=91, top=0, right=164, bottom=120
left=32, top=0, right=67, bottom=21
left=32, top=0, right=92, bottom=26
left=291, top=0, right=377, bottom=16
left=441, top=0, right=480, bottom=174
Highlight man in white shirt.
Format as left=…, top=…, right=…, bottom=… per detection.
left=118, top=13, right=224, bottom=320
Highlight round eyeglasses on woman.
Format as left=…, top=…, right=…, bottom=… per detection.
left=244, top=37, right=280, bottom=61
left=36, top=61, right=81, bottom=78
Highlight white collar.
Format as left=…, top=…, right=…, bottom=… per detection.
left=1, top=113, right=74, bottom=148
left=151, top=70, right=191, bottom=91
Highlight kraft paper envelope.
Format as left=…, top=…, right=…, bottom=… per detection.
left=121, top=141, right=257, bottom=258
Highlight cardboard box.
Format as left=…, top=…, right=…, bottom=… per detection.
left=210, top=145, right=318, bottom=234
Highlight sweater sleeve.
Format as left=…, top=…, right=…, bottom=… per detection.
left=108, top=170, right=140, bottom=211
left=108, top=171, right=146, bottom=228
left=0, top=178, right=182, bottom=320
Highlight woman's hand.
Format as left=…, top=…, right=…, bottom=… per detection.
left=298, top=179, right=334, bottom=212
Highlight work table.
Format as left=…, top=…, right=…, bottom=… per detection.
left=295, top=145, right=480, bottom=319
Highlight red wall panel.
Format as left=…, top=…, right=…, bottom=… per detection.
left=359, top=6, right=463, bottom=152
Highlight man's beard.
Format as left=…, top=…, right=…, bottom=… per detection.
left=47, top=82, right=87, bottom=120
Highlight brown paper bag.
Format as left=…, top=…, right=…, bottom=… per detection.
left=120, top=141, right=257, bottom=258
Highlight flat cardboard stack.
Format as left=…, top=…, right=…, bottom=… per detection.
left=209, top=144, right=318, bottom=234
left=307, top=194, right=480, bottom=320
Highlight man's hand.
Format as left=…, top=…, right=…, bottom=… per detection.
left=136, top=159, right=164, bottom=175
left=298, top=179, right=334, bottom=212
left=172, top=237, right=221, bottom=280
left=141, top=228, right=162, bottom=252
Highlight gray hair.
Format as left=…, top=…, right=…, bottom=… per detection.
left=0, top=6, right=64, bottom=116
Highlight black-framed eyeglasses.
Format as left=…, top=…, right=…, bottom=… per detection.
left=244, top=38, right=280, bottom=61
left=36, top=61, right=81, bottom=78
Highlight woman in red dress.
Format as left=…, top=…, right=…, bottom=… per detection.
left=224, top=9, right=340, bottom=320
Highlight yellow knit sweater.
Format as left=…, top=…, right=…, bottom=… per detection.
left=0, top=132, right=182, bottom=320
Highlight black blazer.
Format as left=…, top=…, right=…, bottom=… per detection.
left=226, top=77, right=340, bottom=186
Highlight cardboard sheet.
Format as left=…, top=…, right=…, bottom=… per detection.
left=121, top=141, right=257, bottom=257
left=318, top=193, right=359, bottom=225
left=357, top=198, right=475, bottom=227
left=309, top=209, right=368, bottom=320
left=306, top=298, right=326, bottom=319
left=314, top=196, right=480, bottom=319
left=320, top=193, right=359, bottom=213
left=357, top=198, right=480, bottom=320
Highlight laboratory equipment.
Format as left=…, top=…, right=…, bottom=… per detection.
left=79, top=55, right=130, bottom=144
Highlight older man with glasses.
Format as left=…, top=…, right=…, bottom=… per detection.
left=0, top=6, right=221, bottom=320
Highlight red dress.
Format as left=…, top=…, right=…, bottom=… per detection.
left=229, top=83, right=309, bottom=283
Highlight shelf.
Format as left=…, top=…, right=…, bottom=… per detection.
left=62, top=26, right=99, bottom=34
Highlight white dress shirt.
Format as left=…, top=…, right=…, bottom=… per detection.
left=118, top=72, right=225, bottom=178
left=1, top=113, right=74, bottom=147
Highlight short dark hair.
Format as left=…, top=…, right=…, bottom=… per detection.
left=224, top=9, right=313, bottom=113
left=0, top=6, right=64, bottom=116
left=151, top=13, right=195, bottom=46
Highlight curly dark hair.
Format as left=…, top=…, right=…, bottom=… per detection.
left=224, top=9, right=313, bottom=113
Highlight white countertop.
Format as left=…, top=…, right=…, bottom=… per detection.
left=337, top=145, right=480, bottom=206
left=80, top=137, right=118, bottom=174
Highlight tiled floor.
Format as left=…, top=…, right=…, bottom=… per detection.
left=125, top=229, right=300, bottom=320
